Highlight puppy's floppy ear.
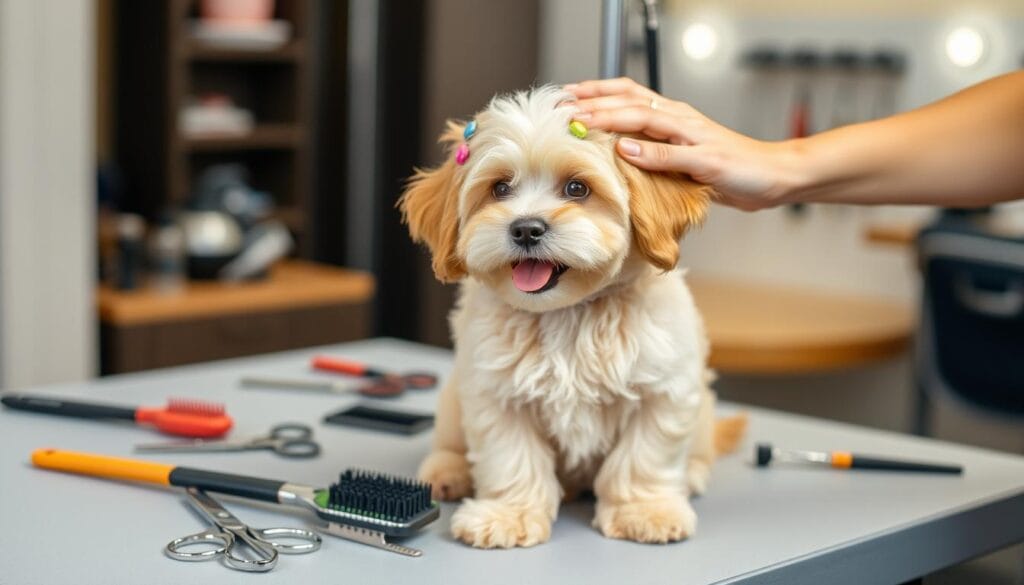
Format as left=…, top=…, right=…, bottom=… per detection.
left=398, top=121, right=467, bottom=283
left=616, top=158, right=712, bottom=271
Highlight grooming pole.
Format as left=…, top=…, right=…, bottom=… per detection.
left=600, top=0, right=627, bottom=79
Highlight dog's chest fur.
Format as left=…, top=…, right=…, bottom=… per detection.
left=454, top=273, right=704, bottom=471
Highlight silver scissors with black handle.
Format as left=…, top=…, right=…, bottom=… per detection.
left=137, top=423, right=321, bottom=458
left=166, top=487, right=321, bottom=572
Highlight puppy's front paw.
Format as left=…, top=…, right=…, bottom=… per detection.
left=450, top=499, right=551, bottom=549
left=686, top=459, right=711, bottom=496
left=594, top=496, right=697, bottom=544
left=418, top=449, right=473, bottom=501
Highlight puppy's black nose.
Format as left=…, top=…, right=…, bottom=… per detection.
left=509, top=217, right=548, bottom=248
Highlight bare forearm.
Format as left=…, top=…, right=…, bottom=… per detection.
left=570, top=73, right=1024, bottom=209
left=783, top=71, right=1024, bottom=207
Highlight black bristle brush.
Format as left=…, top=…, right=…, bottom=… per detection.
left=31, top=449, right=440, bottom=556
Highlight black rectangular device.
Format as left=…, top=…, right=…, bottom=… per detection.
left=323, top=404, right=435, bottom=435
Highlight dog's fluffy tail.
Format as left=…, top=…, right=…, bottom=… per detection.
left=713, top=413, right=748, bottom=456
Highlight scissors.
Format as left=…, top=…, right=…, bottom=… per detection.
left=311, top=355, right=438, bottom=394
left=136, top=423, right=321, bottom=458
left=166, top=487, right=321, bottom=572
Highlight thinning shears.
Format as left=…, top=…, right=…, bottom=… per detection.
left=136, top=423, right=320, bottom=458
left=311, top=355, right=438, bottom=393
left=166, top=487, right=321, bottom=572
left=241, top=356, right=439, bottom=398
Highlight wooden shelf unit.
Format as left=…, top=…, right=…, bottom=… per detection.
left=116, top=0, right=315, bottom=251
left=183, top=124, right=304, bottom=151
left=182, top=40, right=308, bottom=63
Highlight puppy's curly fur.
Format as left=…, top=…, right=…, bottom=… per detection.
left=401, top=86, right=740, bottom=549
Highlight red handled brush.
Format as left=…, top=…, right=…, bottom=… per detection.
left=1, top=394, right=232, bottom=438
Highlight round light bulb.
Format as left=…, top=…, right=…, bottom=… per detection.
left=681, top=22, right=719, bottom=61
left=945, top=26, right=986, bottom=68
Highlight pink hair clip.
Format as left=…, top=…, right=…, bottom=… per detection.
left=455, top=143, right=470, bottom=165
left=455, top=120, right=477, bottom=165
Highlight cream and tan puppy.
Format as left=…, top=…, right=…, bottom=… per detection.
left=400, top=86, right=741, bottom=549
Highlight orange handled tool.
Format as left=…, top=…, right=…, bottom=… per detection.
left=311, top=356, right=382, bottom=377
left=31, top=448, right=442, bottom=556
left=3, top=394, right=232, bottom=438
left=32, top=449, right=286, bottom=501
left=33, top=449, right=176, bottom=485
left=311, top=356, right=437, bottom=390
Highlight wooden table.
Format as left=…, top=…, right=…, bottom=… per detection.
left=689, top=276, right=914, bottom=375
left=98, top=260, right=375, bottom=374
left=864, top=222, right=924, bottom=247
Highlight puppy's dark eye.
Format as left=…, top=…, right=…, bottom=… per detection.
left=492, top=181, right=513, bottom=199
left=563, top=179, right=590, bottom=199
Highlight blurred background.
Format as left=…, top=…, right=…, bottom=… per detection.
left=0, top=2, right=1021, bottom=577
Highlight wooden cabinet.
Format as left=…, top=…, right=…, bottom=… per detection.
left=99, top=261, right=373, bottom=374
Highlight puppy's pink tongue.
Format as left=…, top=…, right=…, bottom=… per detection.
left=512, top=260, right=555, bottom=292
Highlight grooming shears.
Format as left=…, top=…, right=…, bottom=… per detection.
left=311, top=355, right=439, bottom=393
left=136, top=423, right=320, bottom=458
left=166, top=487, right=321, bottom=572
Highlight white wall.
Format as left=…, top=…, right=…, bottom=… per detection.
left=0, top=0, right=95, bottom=389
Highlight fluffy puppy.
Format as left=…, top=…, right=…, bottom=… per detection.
left=400, top=86, right=740, bottom=549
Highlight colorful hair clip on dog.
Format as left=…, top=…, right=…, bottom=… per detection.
left=569, top=120, right=588, bottom=139
left=456, top=120, right=477, bottom=165
left=455, top=143, right=470, bottom=165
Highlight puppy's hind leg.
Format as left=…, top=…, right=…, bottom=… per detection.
left=418, top=372, right=473, bottom=501
left=686, top=386, right=749, bottom=496
left=686, top=387, right=715, bottom=496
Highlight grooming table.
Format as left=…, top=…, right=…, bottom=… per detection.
left=2, top=338, right=1022, bottom=584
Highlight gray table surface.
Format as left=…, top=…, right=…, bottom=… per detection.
left=1, top=338, right=1022, bottom=585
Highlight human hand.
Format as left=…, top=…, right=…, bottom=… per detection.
left=565, top=77, right=803, bottom=211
